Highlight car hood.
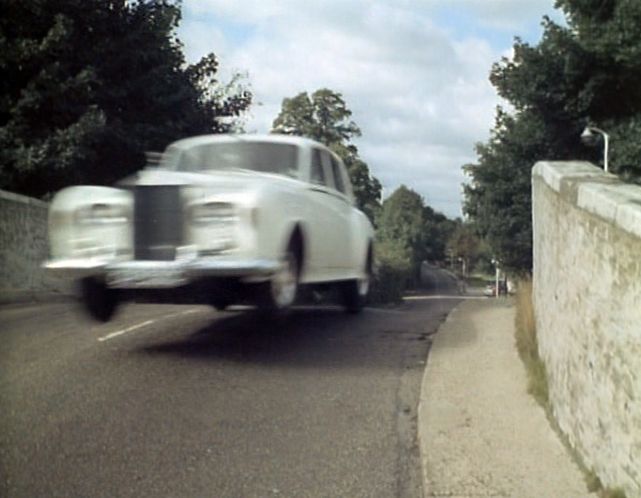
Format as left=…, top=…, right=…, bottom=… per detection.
left=119, top=167, right=301, bottom=192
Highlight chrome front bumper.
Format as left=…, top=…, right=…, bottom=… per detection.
left=44, top=258, right=280, bottom=289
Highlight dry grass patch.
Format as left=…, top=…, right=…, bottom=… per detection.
left=586, top=471, right=627, bottom=498
left=515, top=278, right=627, bottom=498
left=514, top=278, right=548, bottom=406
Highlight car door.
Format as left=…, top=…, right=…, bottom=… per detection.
left=322, top=151, right=353, bottom=270
left=304, top=147, right=336, bottom=276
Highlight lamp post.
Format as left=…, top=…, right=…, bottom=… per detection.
left=457, top=257, right=466, bottom=278
left=581, top=126, right=610, bottom=172
left=491, top=258, right=500, bottom=299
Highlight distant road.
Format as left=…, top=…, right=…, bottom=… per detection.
left=0, top=272, right=461, bottom=498
left=420, top=262, right=461, bottom=293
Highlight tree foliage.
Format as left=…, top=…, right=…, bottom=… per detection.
left=377, top=185, right=456, bottom=281
left=464, top=0, right=641, bottom=272
left=368, top=237, right=412, bottom=304
left=422, top=204, right=458, bottom=263
left=0, top=0, right=252, bottom=197
left=272, top=89, right=360, bottom=145
left=271, top=89, right=381, bottom=222
left=446, top=222, right=483, bottom=276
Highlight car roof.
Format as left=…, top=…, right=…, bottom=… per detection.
left=167, top=133, right=325, bottom=151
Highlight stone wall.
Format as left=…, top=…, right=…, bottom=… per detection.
left=532, top=161, right=641, bottom=497
left=0, top=189, right=70, bottom=301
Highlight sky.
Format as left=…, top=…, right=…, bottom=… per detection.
left=177, top=0, right=566, bottom=219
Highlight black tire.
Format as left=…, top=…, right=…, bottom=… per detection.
left=257, top=240, right=300, bottom=312
left=341, top=247, right=372, bottom=314
left=80, top=277, right=118, bottom=322
left=211, top=300, right=230, bottom=311
left=209, top=280, right=240, bottom=311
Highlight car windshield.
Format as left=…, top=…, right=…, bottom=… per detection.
left=162, top=141, right=299, bottom=178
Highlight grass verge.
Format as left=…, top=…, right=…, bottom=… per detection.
left=464, top=276, right=491, bottom=288
left=514, top=278, right=627, bottom=498
left=514, top=278, right=548, bottom=406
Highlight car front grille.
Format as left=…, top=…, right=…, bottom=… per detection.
left=133, top=185, right=183, bottom=260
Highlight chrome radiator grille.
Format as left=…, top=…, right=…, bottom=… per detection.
left=133, top=186, right=183, bottom=260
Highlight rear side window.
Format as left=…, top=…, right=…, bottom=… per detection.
left=330, top=156, right=346, bottom=194
left=310, top=149, right=326, bottom=185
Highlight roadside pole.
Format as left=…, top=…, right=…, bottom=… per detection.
left=492, top=258, right=500, bottom=299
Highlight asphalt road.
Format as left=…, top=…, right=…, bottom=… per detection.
left=0, top=272, right=461, bottom=498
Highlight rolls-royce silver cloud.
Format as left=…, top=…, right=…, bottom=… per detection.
left=45, top=134, right=374, bottom=321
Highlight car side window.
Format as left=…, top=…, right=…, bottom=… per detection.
left=310, top=149, right=326, bottom=186
left=330, top=156, right=346, bottom=194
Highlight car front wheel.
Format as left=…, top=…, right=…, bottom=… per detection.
left=80, top=277, right=119, bottom=322
left=257, top=245, right=300, bottom=311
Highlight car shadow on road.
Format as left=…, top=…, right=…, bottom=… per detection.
left=138, top=306, right=432, bottom=370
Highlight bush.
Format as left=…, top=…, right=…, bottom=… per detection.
left=369, top=239, right=411, bottom=304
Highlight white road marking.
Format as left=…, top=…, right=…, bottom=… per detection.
left=98, top=320, right=154, bottom=342
left=97, top=308, right=202, bottom=342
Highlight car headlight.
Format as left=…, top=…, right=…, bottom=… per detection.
left=188, top=201, right=239, bottom=254
left=189, top=202, right=237, bottom=225
left=75, top=203, right=129, bottom=225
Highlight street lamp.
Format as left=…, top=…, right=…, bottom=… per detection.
left=491, top=258, right=500, bottom=299
left=457, top=257, right=465, bottom=277
left=581, top=126, right=609, bottom=172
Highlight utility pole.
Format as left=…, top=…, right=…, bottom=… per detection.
left=491, top=258, right=500, bottom=298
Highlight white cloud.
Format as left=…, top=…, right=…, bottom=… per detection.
left=177, top=18, right=229, bottom=62
left=178, top=0, right=560, bottom=218
left=430, top=0, right=566, bottom=31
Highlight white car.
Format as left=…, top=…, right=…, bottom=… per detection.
left=45, top=134, right=374, bottom=321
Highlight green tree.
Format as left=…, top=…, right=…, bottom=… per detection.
left=367, top=183, right=457, bottom=299
left=378, top=186, right=426, bottom=266
left=272, top=89, right=360, bottom=144
left=464, top=0, right=641, bottom=272
left=368, top=237, right=412, bottom=304
left=377, top=185, right=452, bottom=281
left=464, top=109, right=550, bottom=271
left=272, top=88, right=381, bottom=222
left=423, top=205, right=458, bottom=262
left=0, top=0, right=251, bottom=197
left=447, top=222, right=481, bottom=277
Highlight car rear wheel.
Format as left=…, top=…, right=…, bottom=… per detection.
left=341, top=247, right=372, bottom=314
left=80, top=277, right=119, bottom=322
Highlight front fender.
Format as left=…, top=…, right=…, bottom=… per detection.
left=250, top=187, right=307, bottom=261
